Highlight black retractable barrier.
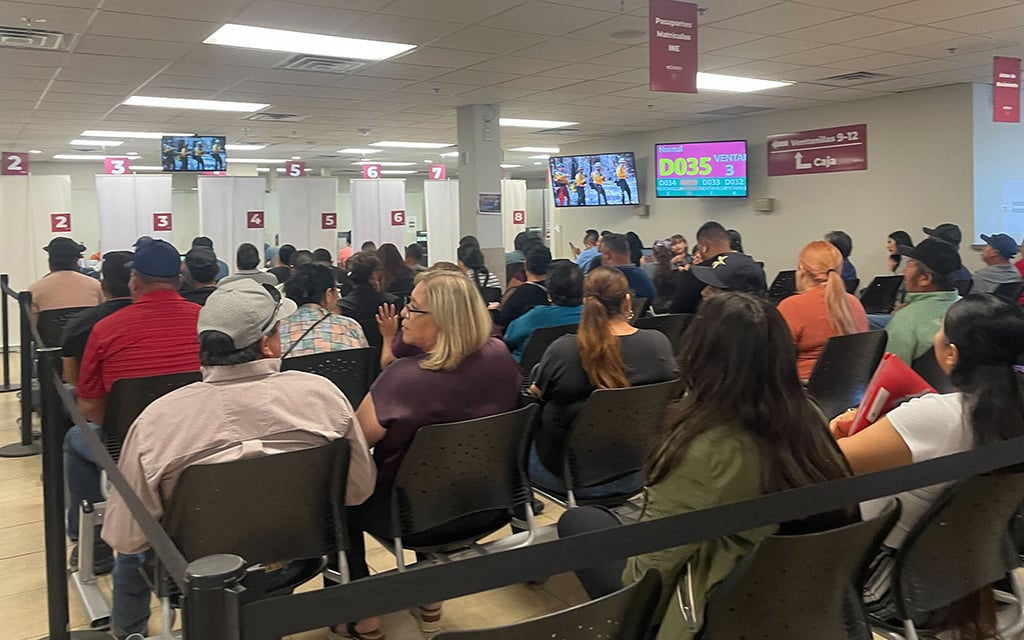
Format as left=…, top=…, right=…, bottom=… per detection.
left=0, top=287, right=39, bottom=457
left=0, top=274, right=20, bottom=393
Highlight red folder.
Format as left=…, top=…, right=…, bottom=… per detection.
left=848, top=353, right=937, bottom=435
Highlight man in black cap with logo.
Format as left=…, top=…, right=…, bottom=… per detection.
left=973, top=233, right=1023, bottom=294
left=922, top=223, right=974, bottom=283
left=180, top=247, right=220, bottom=305
left=29, top=237, right=104, bottom=320
left=690, top=251, right=767, bottom=300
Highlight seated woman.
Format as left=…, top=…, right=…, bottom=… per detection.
left=497, top=243, right=552, bottom=328
left=887, top=230, right=914, bottom=275
left=643, top=239, right=684, bottom=314
left=529, top=267, right=678, bottom=498
left=777, top=240, right=868, bottom=380
left=458, top=243, right=501, bottom=300
left=831, top=294, right=1024, bottom=635
left=334, top=270, right=523, bottom=639
left=505, top=260, right=584, bottom=362
left=377, top=242, right=415, bottom=297
left=338, top=251, right=399, bottom=350
left=278, top=263, right=368, bottom=358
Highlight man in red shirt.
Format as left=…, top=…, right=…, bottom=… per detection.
left=65, top=238, right=201, bottom=570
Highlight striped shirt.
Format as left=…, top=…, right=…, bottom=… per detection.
left=280, top=304, right=369, bottom=358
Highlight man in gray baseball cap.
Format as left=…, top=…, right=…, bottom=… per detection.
left=974, top=233, right=1023, bottom=294
left=101, top=279, right=374, bottom=639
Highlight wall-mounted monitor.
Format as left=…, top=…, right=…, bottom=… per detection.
left=161, top=135, right=227, bottom=172
left=655, top=140, right=747, bottom=198
left=549, top=151, right=638, bottom=208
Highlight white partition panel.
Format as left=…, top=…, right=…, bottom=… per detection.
left=198, top=177, right=267, bottom=268
left=423, top=179, right=459, bottom=265
left=1, top=175, right=74, bottom=291
left=501, top=179, right=528, bottom=252
left=96, top=175, right=173, bottom=253
left=350, top=179, right=407, bottom=251
left=278, top=177, right=340, bottom=253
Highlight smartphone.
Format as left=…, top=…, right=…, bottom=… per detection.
left=569, top=242, right=577, bottom=250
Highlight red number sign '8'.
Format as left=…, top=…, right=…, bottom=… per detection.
left=512, top=210, right=526, bottom=225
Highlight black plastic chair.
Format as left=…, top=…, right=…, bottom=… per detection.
left=281, top=348, right=378, bottom=408
left=806, top=331, right=888, bottom=420
left=506, top=261, right=524, bottom=285
left=434, top=569, right=661, bottom=640
left=767, top=269, right=797, bottom=305
left=871, top=473, right=1024, bottom=640
left=994, top=281, right=1024, bottom=304
left=519, top=324, right=578, bottom=376
left=535, top=380, right=679, bottom=508
left=859, top=276, right=904, bottom=314
left=952, top=278, right=973, bottom=296
left=37, top=306, right=90, bottom=348
left=911, top=351, right=955, bottom=394
left=365, top=405, right=538, bottom=569
left=700, top=499, right=899, bottom=640
left=630, top=296, right=649, bottom=321
left=633, top=313, right=693, bottom=352
left=845, top=278, right=861, bottom=294
left=103, top=371, right=203, bottom=458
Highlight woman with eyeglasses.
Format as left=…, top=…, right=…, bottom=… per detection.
left=278, top=263, right=368, bottom=359
left=331, top=269, right=522, bottom=640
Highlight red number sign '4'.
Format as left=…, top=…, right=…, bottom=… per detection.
left=152, top=212, right=173, bottom=231
left=246, top=210, right=265, bottom=229
left=50, top=213, right=71, bottom=233
left=321, top=212, right=337, bottom=229
left=2, top=152, right=29, bottom=176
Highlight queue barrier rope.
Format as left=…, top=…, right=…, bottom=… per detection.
left=0, top=279, right=38, bottom=457
left=0, top=274, right=21, bottom=393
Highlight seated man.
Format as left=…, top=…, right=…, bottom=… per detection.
left=973, top=233, right=1022, bottom=294
left=690, top=251, right=767, bottom=301
left=101, top=279, right=375, bottom=639
left=29, top=237, right=104, bottom=321
left=190, top=235, right=229, bottom=281
left=219, top=242, right=279, bottom=287
left=179, top=247, right=220, bottom=305
left=599, top=233, right=656, bottom=301
left=498, top=244, right=552, bottom=328
left=61, top=251, right=133, bottom=385
left=923, top=223, right=973, bottom=283
left=884, top=239, right=961, bottom=364
left=670, top=222, right=748, bottom=314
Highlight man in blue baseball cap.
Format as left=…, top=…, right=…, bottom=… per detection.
left=974, top=233, right=1023, bottom=294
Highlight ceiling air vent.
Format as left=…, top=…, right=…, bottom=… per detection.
left=243, top=112, right=309, bottom=122
left=698, top=105, right=773, bottom=116
left=0, top=26, right=70, bottom=51
left=819, top=71, right=889, bottom=84
left=277, top=55, right=367, bottom=74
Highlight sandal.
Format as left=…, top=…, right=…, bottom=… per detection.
left=410, top=604, right=443, bottom=634
left=327, top=622, right=385, bottom=640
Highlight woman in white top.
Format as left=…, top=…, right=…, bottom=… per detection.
left=831, top=293, right=1024, bottom=636
left=887, top=230, right=914, bottom=276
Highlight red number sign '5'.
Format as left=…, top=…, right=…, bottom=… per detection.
left=321, top=212, right=337, bottom=229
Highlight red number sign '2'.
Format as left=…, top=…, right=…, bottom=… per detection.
left=246, top=210, right=265, bottom=229
left=50, top=213, right=71, bottom=233
left=152, top=212, right=173, bottom=231
left=321, top=212, right=337, bottom=229
left=390, top=209, right=406, bottom=226
left=2, top=152, right=29, bottom=176
left=512, top=210, right=526, bottom=225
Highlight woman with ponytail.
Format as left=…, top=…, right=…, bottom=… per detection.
left=528, top=267, right=677, bottom=497
left=778, top=240, right=868, bottom=380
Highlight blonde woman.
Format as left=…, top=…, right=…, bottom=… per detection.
left=778, top=240, right=868, bottom=379
left=331, top=270, right=522, bottom=640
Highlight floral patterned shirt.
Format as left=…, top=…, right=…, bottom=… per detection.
left=279, top=304, right=368, bottom=358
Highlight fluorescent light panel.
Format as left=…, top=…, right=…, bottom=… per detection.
left=28, top=149, right=42, bottom=154
left=129, top=165, right=165, bottom=171
left=225, top=144, right=267, bottom=151
left=82, top=130, right=193, bottom=139
left=337, top=148, right=381, bottom=154
left=380, top=170, right=417, bottom=175
left=352, top=161, right=415, bottom=167
left=53, top=154, right=120, bottom=160
left=70, top=139, right=123, bottom=146
left=499, top=118, right=577, bottom=128
left=226, top=158, right=288, bottom=163
left=500, top=164, right=521, bottom=168
left=696, top=72, right=792, bottom=92
left=439, top=151, right=459, bottom=158
left=527, top=154, right=551, bottom=159
left=510, top=146, right=560, bottom=153
left=123, top=96, right=269, bottom=112
left=370, top=141, right=454, bottom=149
left=204, top=24, right=415, bottom=61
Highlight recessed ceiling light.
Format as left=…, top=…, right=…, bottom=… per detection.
left=128, top=165, right=165, bottom=171
left=82, top=130, right=194, bottom=139
left=337, top=148, right=381, bottom=154
left=27, top=149, right=42, bottom=154
left=499, top=118, right=578, bottom=128
left=291, top=156, right=302, bottom=160
left=70, top=139, right=123, bottom=146
left=53, top=154, right=121, bottom=160
left=126, top=152, right=140, bottom=157
left=527, top=154, right=551, bottom=159
left=439, top=151, right=459, bottom=158
left=696, top=72, right=792, bottom=93
left=123, top=96, right=269, bottom=112
left=380, top=170, right=418, bottom=175
left=256, top=167, right=270, bottom=173
left=370, top=141, right=454, bottom=149
left=204, top=24, right=416, bottom=61
left=500, top=164, right=521, bottom=168
left=352, top=161, right=416, bottom=166
left=226, top=158, right=288, bottom=163
left=225, top=144, right=267, bottom=151
left=532, top=162, right=543, bottom=165
left=511, top=146, right=560, bottom=153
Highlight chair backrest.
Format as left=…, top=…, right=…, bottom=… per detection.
left=390, top=405, right=537, bottom=538
left=844, top=278, right=860, bottom=294
left=281, top=348, right=378, bottom=408
left=892, top=472, right=1024, bottom=619
left=633, top=313, right=694, bottom=352
left=630, top=296, right=649, bottom=321
left=953, top=278, right=973, bottom=296
left=163, top=439, right=350, bottom=564
left=859, top=275, right=903, bottom=314
left=911, top=351, right=955, bottom=394
left=36, top=306, right=90, bottom=348
left=701, top=499, right=900, bottom=640
left=481, top=286, right=503, bottom=305
left=565, top=380, right=679, bottom=490
left=435, top=570, right=661, bottom=640
left=505, top=261, right=524, bottom=285
left=806, top=331, right=888, bottom=420
left=104, top=371, right=203, bottom=450
left=519, top=324, right=578, bottom=375
left=768, top=270, right=797, bottom=303
left=993, top=280, right=1024, bottom=303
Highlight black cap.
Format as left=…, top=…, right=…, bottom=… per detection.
left=980, top=233, right=1019, bottom=260
left=900, top=239, right=962, bottom=276
left=184, top=247, right=218, bottom=272
left=923, top=223, right=962, bottom=248
left=692, top=253, right=766, bottom=293
left=191, top=236, right=214, bottom=249
left=44, top=237, right=86, bottom=260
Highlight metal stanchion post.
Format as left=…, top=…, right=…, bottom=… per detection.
left=0, top=274, right=20, bottom=393
left=182, top=554, right=246, bottom=640
left=37, top=348, right=109, bottom=640
left=0, top=290, right=39, bottom=457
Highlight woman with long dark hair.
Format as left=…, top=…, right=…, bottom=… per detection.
left=887, top=230, right=914, bottom=275
left=643, top=239, right=682, bottom=313
left=457, top=243, right=501, bottom=291
left=375, top=242, right=415, bottom=296
left=833, top=294, right=1024, bottom=638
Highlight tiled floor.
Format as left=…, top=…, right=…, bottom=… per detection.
left=0, top=352, right=586, bottom=640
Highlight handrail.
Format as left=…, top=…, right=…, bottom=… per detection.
left=0, top=274, right=19, bottom=393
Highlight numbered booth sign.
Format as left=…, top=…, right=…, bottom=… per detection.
left=321, top=212, right=337, bottom=229
left=512, top=210, right=526, bottom=225
left=390, top=209, right=406, bottom=226
left=50, top=213, right=72, bottom=233
left=428, top=164, right=447, bottom=180
left=284, top=161, right=305, bottom=177
left=246, top=210, right=265, bottom=229
left=2, top=152, right=29, bottom=175
left=152, top=212, right=173, bottom=231
left=105, top=157, right=131, bottom=175
left=362, top=164, right=382, bottom=179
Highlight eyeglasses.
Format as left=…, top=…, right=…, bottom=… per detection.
left=402, top=295, right=430, bottom=316
left=260, top=283, right=283, bottom=333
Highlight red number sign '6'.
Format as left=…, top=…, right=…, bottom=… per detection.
left=362, top=164, right=382, bottom=179
left=246, top=210, right=265, bottom=229
left=321, top=212, right=337, bottom=229
left=390, top=209, right=406, bottom=226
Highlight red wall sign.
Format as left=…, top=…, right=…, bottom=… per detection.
left=428, top=164, right=446, bottom=180
left=390, top=209, right=406, bottom=226
left=246, top=210, right=265, bottom=229
left=2, top=152, right=29, bottom=175
left=152, top=212, right=173, bottom=231
left=767, top=124, right=868, bottom=177
left=994, top=56, right=1021, bottom=123
left=649, top=0, right=698, bottom=93
left=512, top=210, right=526, bottom=225
left=362, top=164, right=382, bottom=179
left=321, top=212, right=337, bottom=229
left=50, top=213, right=71, bottom=233
left=104, top=157, right=131, bottom=175
left=284, top=161, right=306, bottom=177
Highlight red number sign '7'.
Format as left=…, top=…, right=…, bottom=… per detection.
left=50, top=213, right=71, bottom=233
left=321, top=212, right=337, bottom=229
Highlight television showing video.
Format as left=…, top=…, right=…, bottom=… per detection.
left=161, top=135, right=227, bottom=172
left=549, top=152, right=638, bottom=208
left=655, top=140, right=747, bottom=198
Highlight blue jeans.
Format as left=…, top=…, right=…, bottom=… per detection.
left=63, top=423, right=105, bottom=541
left=528, top=446, right=642, bottom=501
left=867, top=313, right=892, bottom=330
left=113, top=552, right=151, bottom=635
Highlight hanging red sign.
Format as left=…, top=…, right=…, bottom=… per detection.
left=649, top=0, right=698, bottom=93
left=994, top=56, right=1021, bottom=123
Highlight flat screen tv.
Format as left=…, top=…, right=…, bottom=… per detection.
left=655, top=140, right=747, bottom=198
left=548, top=151, right=638, bottom=208
left=161, top=135, right=227, bottom=172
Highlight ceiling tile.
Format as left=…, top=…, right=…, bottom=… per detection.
left=795, top=0, right=910, bottom=10
left=698, top=27, right=765, bottom=53
left=378, top=0, right=519, bottom=24
left=493, top=76, right=569, bottom=91
left=870, top=0, right=1019, bottom=25
left=932, top=6, right=1024, bottom=35
left=845, top=26, right=966, bottom=52
left=353, top=62, right=450, bottom=81
left=783, top=15, right=911, bottom=44
left=146, top=74, right=228, bottom=91
left=827, top=51, right=929, bottom=71
left=565, top=14, right=648, bottom=44
left=0, top=65, right=58, bottom=80
left=0, top=1, right=97, bottom=33
left=869, top=58, right=966, bottom=76
left=432, top=26, right=549, bottom=53
left=479, top=2, right=616, bottom=36
left=771, top=44, right=878, bottom=65
left=229, top=0, right=366, bottom=35
left=87, top=11, right=219, bottom=42
left=331, top=75, right=417, bottom=91
left=467, top=56, right=554, bottom=75
left=546, top=63, right=635, bottom=80
left=391, top=47, right=496, bottom=69
left=714, top=60, right=805, bottom=79
left=74, top=35, right=194, bottom=60
left=712, top=36, right=822, bottom=59
left=396, top=81, right=475, bottom=96
left=692, top=0, right=786, bottom=25
left=98, top=0, right=250, bottom=22
left=710, top=3, right=852, bottom=36
left=179, top=46, right=292, bottom=69
left=430, top=68, right=521, bottom=86
left=50, top=80, right=135, bottom=96
left=342, top=13, right=466, bottom=44
left=513, top=38, right=627, bottom=60
left=550, top=0, right=647, bottom=12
